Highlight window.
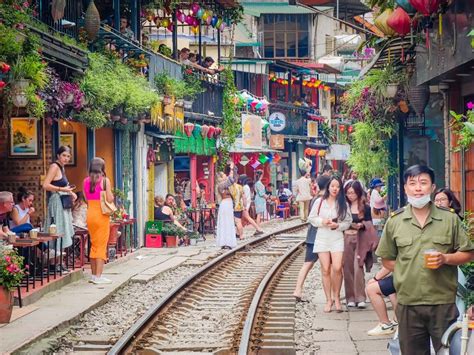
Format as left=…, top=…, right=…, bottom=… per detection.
left=262, top=14, right=309, bottom=58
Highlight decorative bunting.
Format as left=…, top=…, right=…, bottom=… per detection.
left=273, top=153, right=281, bottom=164
left=250, top=160, right=261, bottom=169
left=233, top=153, right=242, bottom=165
left=240, top=155, right=249, bottom=166
left=258, top=153, right=269, bottom=164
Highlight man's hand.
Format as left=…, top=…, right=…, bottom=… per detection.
left=426, top=251, right=446, bottom=269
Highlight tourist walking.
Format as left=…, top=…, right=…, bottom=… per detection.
left=42, top=146, right=76, bottom=272
left=241, top=175, right=264, bottom=236
left=308, top=176, right=352, bottom=313
left=229, top=180, right=245, bottom=240
left=83, top=157, right=114, bottom=284
left=293, top=175, right=330, bottom=301
left=434, top=187, right=462, bottom=217
left=254, top=170, right=267, bottom=225
left=216, top=163, right=238, bottom=249
left=369, top=178, right=386, bottom=234
left=294, top=171, right=312, bottom=222
left=343, top=180, right=375, bottom=309
left=376, top=165, right=474, bottom=354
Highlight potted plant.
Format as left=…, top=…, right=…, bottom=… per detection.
left=154, top=72, right=182, bottom=105
left=10, top=54, right=48, bottom=108
left=0, top=246, right=25, bottom=323
left=189, top=231, right=199, bottom=246
left=161, top=223, right=178, bottom=248
left=182, top=71, right=204, bottom=110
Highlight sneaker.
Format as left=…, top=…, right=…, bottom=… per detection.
left=357, top=302, right=367, bottom=309
left=367, top=323, right=396, bottom=336
left=347, top=302, right=356, bottom=307
left=254, top=230, right=264, bottom=236
left=92, top=277, right=112, bottom=284
left=390, top=319, right=399, bottom=327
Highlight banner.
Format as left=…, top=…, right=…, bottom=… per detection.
left=242, top=114, right=262, bottom=149
left=270, top=134, right=284, bottom=149
left=307, top=121, right=318, bottom=138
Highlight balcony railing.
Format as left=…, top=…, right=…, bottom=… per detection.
left=35, top=0, right=80, bottom=39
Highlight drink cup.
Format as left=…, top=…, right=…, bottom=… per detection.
left=7, top=232, right=16, bottom=244
left=424, top=249, right=438, bottom=269
left=30, top=229, right=38, bottom=239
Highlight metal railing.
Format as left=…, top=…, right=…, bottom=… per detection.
left=34, top=0, right=80, bottom=39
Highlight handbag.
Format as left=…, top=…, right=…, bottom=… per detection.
left=100, top=179, right=117, bottom=216
left=60, top=194, right=73, bottom=209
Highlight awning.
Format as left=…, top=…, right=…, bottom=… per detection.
left=222, top=59, right=272, bottom=75
left=287, top=61, right=341, bottom=74
left=230, top=138, right=281, bottom=153
left=144, top=130, right=183, bottom=140
left=297, top=0, right=370, bottom=18
left=271, top=59, right=316, bottom=74
left=242, top=2, right=316, bottom=16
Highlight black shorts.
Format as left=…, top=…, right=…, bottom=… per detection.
left=379, top=275, right=396, bottom=296
left=234, top=211, right=243, bottom=218
left=305, top=243, right=318, bottom=262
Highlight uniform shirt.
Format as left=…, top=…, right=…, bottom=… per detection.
left=376, top=203, right=473, bottom=306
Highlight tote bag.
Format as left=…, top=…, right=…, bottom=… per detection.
left=100, top=179, right=117, bottom=216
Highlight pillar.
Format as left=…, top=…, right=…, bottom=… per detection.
left=87, top=128, right=95, bottom=166
left=209, top=155, right=215, bottom=202
left=190, top=154, right=197, bottom=208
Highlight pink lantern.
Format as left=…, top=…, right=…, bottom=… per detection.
left=214, top=127, right=222, bottom=137
left=387, top=7, right=411, bottom=37
left=201, top=125, right=209, bottom=138
left=408, top=0, right=440, bottom=16
left=206, top=15, right=212, bottom=26
left=191, top=2, right=200, bottom=15
left=192, top=17, right=199, bottom=27
left=207, top=126, right=216, bottom=139
left=176, top=10, right=184, bottom=23
left=185, top=15, right=194, bottom=25
left=167, top=23, right=174, bottom=32
left=178, top=12, right=186, bottom=23
left=219, top=22, right=226, bottom=31
left=184, top=123, right=194, bottom=137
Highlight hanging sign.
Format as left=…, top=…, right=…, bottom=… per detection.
left=307, top=121, right=318, bottom=138
left=268, top=112, right=286, bottom=132
left=242, top=114, right=262, bottom=149
left=270, top=134, right=285, bottom=150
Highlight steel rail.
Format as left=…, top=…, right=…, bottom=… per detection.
left=107, top=222, right=306, bottom=355
left=237, top=240, right=304, bottom=355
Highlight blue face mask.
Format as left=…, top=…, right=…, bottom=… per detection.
left=407, top=194, right=431, bottom=209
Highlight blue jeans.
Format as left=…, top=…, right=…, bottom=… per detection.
left=11, top=223, right=33, bottom=234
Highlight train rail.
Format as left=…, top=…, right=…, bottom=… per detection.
left=108, top=223, right=307, bottom=354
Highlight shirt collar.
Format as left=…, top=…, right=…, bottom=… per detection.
left=402, top=202, right=442, bottom=226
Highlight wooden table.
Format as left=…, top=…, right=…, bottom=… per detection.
left=37, top=232, right=64, bottom=280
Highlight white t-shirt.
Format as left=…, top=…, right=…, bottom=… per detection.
left=243, top=185, right=252, bottom=210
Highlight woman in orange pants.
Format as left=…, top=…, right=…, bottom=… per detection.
left=83, top=157, right=114, bottom=284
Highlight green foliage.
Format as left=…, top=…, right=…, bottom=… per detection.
left=347, top=121, right=396, bottom=182
left=11, top=53, right=48, bottom=89
left=182, top=71, right=205, bottom=101
left=219, top=66, right=240, bottom=171
left=0, top=24, right=23, bottom=62
left=367, top=0, right=395, bottom=13
left=76, top=109, right=108, bottom=129
left=153, top=72, right=182, bottom=97
left=450, top=109, right=474, bottom=152
left=0, top=0, right=32, bottom=28
left=0, top=246, right=26, bottom=291
left=161, top=222, right=181, bottom=237
left=26, top=85, right=46, bottom=118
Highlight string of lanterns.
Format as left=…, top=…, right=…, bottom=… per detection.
left=233, top=152, right=282, bottom=169
left=269, top=73, right=331, bottom=91
left=304, top=148, right=327, bottom=157
left=234, top=90, right=270, bottom=115
left=183, top=122, right=222, bottom=138
left=145, top=2, right=228, bottom=33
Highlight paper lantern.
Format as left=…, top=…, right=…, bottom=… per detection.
left=318, top=150, right=326, bottom=157
left=240, top=155, right=249, bottom=166
left=258, top=154, right=269, bottom=164
left=185, top=15, right=194, bottom=25
left=192, top=18, right=199, bottom=27
left=201, top=124, right=209, bottom=138
left=214, top=127, right=222, bottom=137
left=161, top=18, right=170, bottom=28
left=396, top=0, right=416, bottom=14
left=408, top=84, right=430, bottom=117
left=191, top=25, right=199, bottom=35
left=191, top=2, right=200, bottom=14
left=202, top=11, right=210, bottom=21
left=184, top=123, right=194, bottom=137
left=387, top=7, right=411, bottom=37
left=304, top=148, right=312, bottom=156
left=250, top=100, right=258, bottom=109
left=408, top=0, right=440, bottom=16
left=374, top=9, right=396, bottom=37
left=167, top=23, right=174, bottom=32
left=219, top=22, right=226, bottom=31
left=215, top=18, right=223, bottom=29
left=207, top=125, right=216, bottom=138
left=196, top=8, right=204, bottom=19
left=339, top=125, right=345, bottom=133
left=84, top=1, right=101, bottom=40
left=193, top=123, right=202, bottom=137
left=273, top=153, right=281, bottom=163
left=176, top=10, right=185, bottom=23
left=267, top=154, right=273, bottom=163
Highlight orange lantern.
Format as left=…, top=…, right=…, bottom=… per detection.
left=304, top=148, right=312, bottom=156
left=348, top=125, right=354, bottom=133
left=302, top=81, right=308, bottom=87
left=339, top=125, right=345, bottom=133
left=318, top=150, right=326, bottom=157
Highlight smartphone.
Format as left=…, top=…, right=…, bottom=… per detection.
left=69, top=184, right=76, bottom=190
left=331, top=218, right=338, bottom=230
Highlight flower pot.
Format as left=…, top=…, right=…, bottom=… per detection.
left=12, top=79, right=30, bottom=92
left=190, top=238, right=198, bottom=246
left=163, top=95, right=172, bottom=105
left=385, top=83, right=398, bottom=98
left=183, top=100, right=193, bottom=110
left=0, top=286, right=13, bottom=324
left=12, top=93, right=28, bottom=108
left=165, top=235, right=177, bottom=248
left=108, top=222, right=121, bottom=245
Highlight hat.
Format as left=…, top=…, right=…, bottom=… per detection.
left=370, top=178, right=384, bottom=189
left=373, top=198, right=386, bottom=210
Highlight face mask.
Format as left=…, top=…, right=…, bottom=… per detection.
left=407, top=194, right=431, bottom=209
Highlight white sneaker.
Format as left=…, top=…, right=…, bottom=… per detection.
left=347, top=302, right=356, bottom=307
left=357, top=302, right=367, bottom=309
left=390, top=319, right=399, bottom=327
left=92, top=277, right=112, bottom=284
left=367, top=323, right=396, bottom=336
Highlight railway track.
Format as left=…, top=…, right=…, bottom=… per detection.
left=108, top=223, right=307, bottom=355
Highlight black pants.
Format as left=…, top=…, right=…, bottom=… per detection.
left=396, top=303, right=458, bottom=355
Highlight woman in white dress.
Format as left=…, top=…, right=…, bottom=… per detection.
left=216, top=162, right=237, bottom=249
left=308, top=176, right=352, bottom=313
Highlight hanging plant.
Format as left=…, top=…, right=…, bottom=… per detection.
left=39, top=68, right=65, bottom=121
left=450, top=103, right=474, bottom=152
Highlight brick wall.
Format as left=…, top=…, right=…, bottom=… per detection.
left=0, top=119, right=52, bottom=222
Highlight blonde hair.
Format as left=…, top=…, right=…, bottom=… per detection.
left=0, top=191, right=13, bottom=203
left=154, top=195, right=164, bottom=206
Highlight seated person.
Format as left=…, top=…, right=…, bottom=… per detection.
left=72, top=191, right=88, bottom=229
left=154, top=195, right=186, bottom=231
left=0, top=191, right=14, bottom=239
left=10, top=187, right=34, bottom=234
left=277, top=185, right=291, bottom=203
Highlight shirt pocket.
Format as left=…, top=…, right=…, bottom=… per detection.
left=394, top=235, right=416, bottom=260
left=432, top=235, right=453, bottom=254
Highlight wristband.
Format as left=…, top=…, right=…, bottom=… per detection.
left=373, top=275, right=379, bottom=282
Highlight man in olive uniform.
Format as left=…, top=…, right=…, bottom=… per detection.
left=376, top=165, right=474, bottom=355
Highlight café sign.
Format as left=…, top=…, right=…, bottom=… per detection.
left=269, top=112, right=286, bottom=132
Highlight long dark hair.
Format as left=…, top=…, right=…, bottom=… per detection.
left=344, top=180, right=367, bottom=219
left=56, top=145, right=71, bottom=160
left=73, top=191, right=87, bottom=211
left=17, top=186, right=33, bottom=203
left=434, top=188, right=462, bottom=216
left=88, top=157, right=106, bottom=193
left=322, top=176, right=347, bottom=221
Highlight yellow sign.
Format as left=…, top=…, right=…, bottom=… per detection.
left=242, top=114, right=262, bottom=149
left=270, top=134, right=284, bottom=149
left=307, top=121, right=318, bottom=138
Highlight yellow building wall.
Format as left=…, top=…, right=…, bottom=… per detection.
left=96, top=127, right=115, bottom=187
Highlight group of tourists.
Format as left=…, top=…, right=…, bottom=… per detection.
left=292, top=164, right=474, bottom=354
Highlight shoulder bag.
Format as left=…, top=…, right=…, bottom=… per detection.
left=100, top=179, right=117, bottom=216
left=60, top=193, right=73, bottom=210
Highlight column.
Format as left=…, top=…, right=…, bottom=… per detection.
left=209, top=155, right=215, bottom=202
left=190, top=154, right=197, bottom=208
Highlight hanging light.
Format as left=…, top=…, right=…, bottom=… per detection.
left=297, top=140, right=302, bottom=145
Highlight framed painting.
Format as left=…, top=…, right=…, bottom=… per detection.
left=9, top=117, right=40, bottom=158
left=59, top=133, right=77, bottom=166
